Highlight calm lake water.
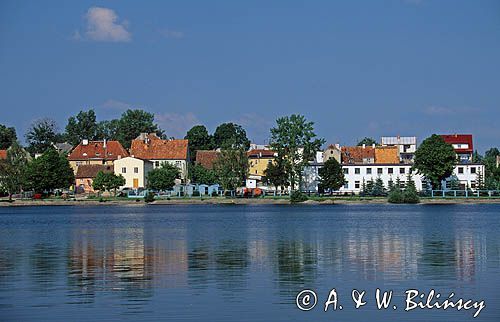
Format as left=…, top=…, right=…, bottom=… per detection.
left=0, top=204, right=499, bottom=321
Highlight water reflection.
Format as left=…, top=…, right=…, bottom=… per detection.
left=0, top=205, right=499, bottom=321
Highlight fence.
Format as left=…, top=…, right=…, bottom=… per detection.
left=428, top=190, right=500, bottom=198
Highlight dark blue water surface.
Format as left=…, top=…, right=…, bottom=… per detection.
left=0, top=204, right=499, bottom=321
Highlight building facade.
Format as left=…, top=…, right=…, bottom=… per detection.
left=440, top=134, right=474, bottom=163
left=113, top=157, right=153, bottom=189
left=247, top=149, right=277, bottom=182
left=68, top=140, right=129, bottom=173
left=323, top=144, right=341, bottom=163
left=75, top=164, right=114, bottom=193
left=380, top=136, right=417, bottom=163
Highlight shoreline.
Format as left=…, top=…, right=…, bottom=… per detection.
left=1, top=197, right=500, bottom=207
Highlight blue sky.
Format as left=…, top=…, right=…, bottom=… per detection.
left=1, top=0, right=499, bottom=152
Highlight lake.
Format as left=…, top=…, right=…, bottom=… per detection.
left=0, top=204, right=499, bottom=321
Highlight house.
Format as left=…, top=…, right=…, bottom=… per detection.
left=247, top=149, right=277, bottom=181
left=54, top=142, right=73, bottom=155
left=68, top=139, right=129, bottom=173
left=301, top=151, right=324, bottom=192
left=114, top=156, right=153, bottom=189
left=380, top=136, right=417, bottom=163
left=0, top=150, right=6, bottom=160
left=446, top=164, right=486, bottom=190
left=323, top=144, right=341, bottom=163
left=75, top=164, right=114, bottom=193
left=440, top=134, right=473, bottom=163
left=374, top=146, right=399, bottom=164
left=341, top=145, right=375, bottom=164
left=195, top=150, right=221, bottom=170
left=130, top=133, right=189, bottom=181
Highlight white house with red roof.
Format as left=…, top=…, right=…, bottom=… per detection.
left=130, top=133, right=189, bottom=181
left=440, top=134, right=474, bottom=163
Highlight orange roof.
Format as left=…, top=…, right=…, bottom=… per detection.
left=131, top=137, right=188, bottom=160
left=341, top=146, right=375, bottom=164
left=247, top=149, right=276, bottom=158
left=374, top=146, right=399, bottom=164
left=0, top=149, right=7, bottom=160
left=195, top=150, right=220, bottom=169
left=68, top=141, right=129, bottom=161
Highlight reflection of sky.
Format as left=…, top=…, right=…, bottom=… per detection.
left=0, top=205, right=499, bottom=321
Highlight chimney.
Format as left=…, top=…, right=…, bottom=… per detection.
left=362, top=144, right=366, bottom=149
left=82, top=139, right=89, bottom=145
left=103, top=139, right=107, bottom=149
left=372, top=143, right=376, bottom=148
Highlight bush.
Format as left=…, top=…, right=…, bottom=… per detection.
left=290, top=190, right=308, bottom=203
left=144, top=192, right=155, bottom=203
left=388, top=189, right=404, bottom=204
left=403, top=189, right=420, bottom=204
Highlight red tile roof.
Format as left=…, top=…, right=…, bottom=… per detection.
left=75, top=164, right=114, bottom=179
left=68, top=141, right=129, bottom=161
left=195, top=150, right=220, bottom=169
left=247, top=149, right=276, bottom=158
left=440, top=134, right=473, bottom=153
left=0, top=150, right=7, bottom=160
left=131, top=136, right=188, bottom=160
left=341, top=146, right=375, bottom=164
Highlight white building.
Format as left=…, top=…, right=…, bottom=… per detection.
left=339, top=163, right=485, bottom=194
left=380, top=136, right=417, bottom=164
left=114, top=157, right=153, bottom=189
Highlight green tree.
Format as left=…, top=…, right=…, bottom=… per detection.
left=185, top=125, right=214, bottom=161
left=269, top=114, right=325, bottom=190
left=146, top=163, right=180, bottom=191
left=318, top=158, right=345, bottom=193
left=263, top=156, right=289, bottom=192
left=413, top=134, right=456, bottom=189
left=483, top=147, right=500, bottom=190
left=23, top=148, right=74, bottom=193
left=213, top=148, right=248, bottom=192
left=448, top=176, right=460, bottom=190
left=403, top=172, right=420, bottom=203
left=25, top=118, right=62, bottom=155
left=0, top=142, right=30, bottom=200
left=371, top=177, right=386, bottom=196
left=92, top=171, right=125, bottom=196
left=190, top=163, right=217, bottom=184
left=65, top=109, right=99, bottom=146
left=96, top=119, right=120, bottom=140
left=0, top=124, right=17, bottom=149
left=365, top=179, right=374, bottom=195
left=357, top=137, right=378, bottom=147
left=116, top=109, right=164, bottom=149
left=472, top=150, right=483, bottom=163
left=387, top=178, right=395, bottom=192
left=213, top=123, right=250, bottom=150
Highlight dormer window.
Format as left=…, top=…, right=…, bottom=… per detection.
left=95, top=152, right=100, bottom=156
left=83, top=152, right=87, bottom=156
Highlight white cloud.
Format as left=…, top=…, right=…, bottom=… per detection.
left=100, top=99, right=132, bottom=110
left=160, top=29, right=184, bottom=39
left=83, top=7, right=131, bottom=42
left=155, top=112, right=200, bottom=139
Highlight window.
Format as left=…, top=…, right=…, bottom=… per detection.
left=355, top=181, right=360, bottom=189
left=470, top=167, right=476, bottom=174
left=471, top=181, right=476, bottom=189
left=176, top=161, right=182, bottom=168
left=122, top=167, right=126, bottom=174
left=76, top=161, right=82, bottom=166
left=155, top=161, right=160, bottom=167
left=458, top=167, right=464, bottom=174
left=355, top=168, right=360, bottom=174
left=134, top=167, right=139, bottom=174
left=344, top=183, right=349, bottom=189
left=400, top=168, right=405, bottom=174
left=400, top=181, right=406, bottom=189
left=388, top=168, right=393, bottom=174
left=377, top=168, right=383, bottom=175
left=343, top=168, right=349, bottom=174
left=366, top=168, right=372, bottom=175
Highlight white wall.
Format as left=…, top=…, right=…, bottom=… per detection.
left=114, top=157, right=153, bottom=189
left=150, top=159, right=188, bottom=180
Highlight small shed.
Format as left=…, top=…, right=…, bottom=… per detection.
left=208, top=184, right=220, bottom=196
left=198, top=184, right=209, bottom=195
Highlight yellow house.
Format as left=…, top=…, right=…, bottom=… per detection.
left=247, top=149, right=277, bottom=181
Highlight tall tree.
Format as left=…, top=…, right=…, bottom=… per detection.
left=318, top=158, right=345, bottom=193
left=269, top=114, right=324, bottom=190
left=96, top=119, right=120, bottom=140
left=413, top=134, right=456, bottom=189
left=116, top=109, right=164, bottom=149
left=357, top=137, right=378, bottom=146
left=0, top=124, right=17, bottom=149
left=190, top=163, right=217, bottom=184
left=213, top=148, right=248, bottom=192
left=147, top=163, right=180, bottom=191
left=213, top=123, right=250, bottom=150
left=483, top=147, right=500, bottom=189
left=25, top=118, right=61, bottom=155
left=23, top=148, right=74, bottom=193
left=185, top=125, right=214, bottom=161
left=65, top=109, right=98, bottom=146
left=0, top=142, right=30, bottom=200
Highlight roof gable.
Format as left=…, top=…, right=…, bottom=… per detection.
left=130, top=138, right=188, bottom=160
left=68, top=141, right=129, bottom=161
left=341, top=146, right=375, bottom=164
left=75, top=164, right=113, bottom=179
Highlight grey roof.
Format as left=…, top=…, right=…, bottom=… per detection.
left=381, top=136, right=417, bottom=145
